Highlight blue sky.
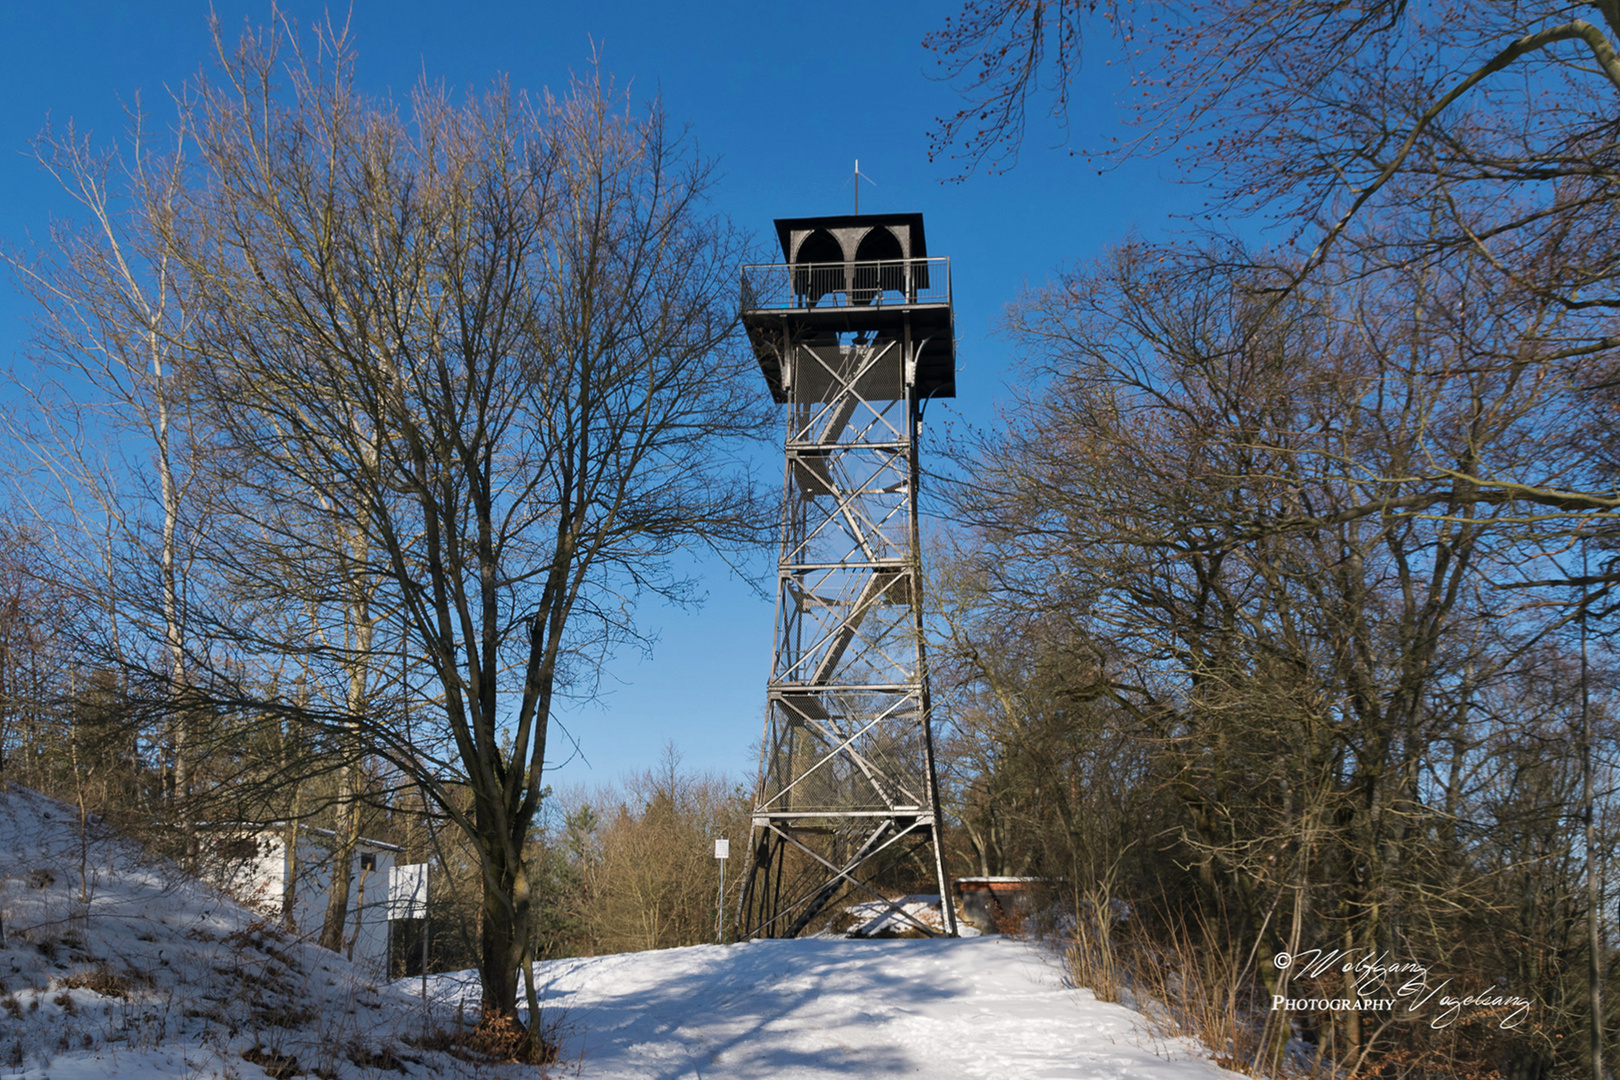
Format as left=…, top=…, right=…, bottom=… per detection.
left=0, top=1, right=1218, bottom=790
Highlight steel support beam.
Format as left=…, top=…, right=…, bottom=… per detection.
left=737, top=271, right=958, bottom=939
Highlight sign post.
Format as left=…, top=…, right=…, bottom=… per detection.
left=714, top=838, right=730, bottom=944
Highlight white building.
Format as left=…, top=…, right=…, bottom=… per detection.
left=208, top=827, right=402, bottom=976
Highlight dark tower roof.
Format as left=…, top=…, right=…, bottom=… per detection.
left=772, top=213, right=928, bottom=263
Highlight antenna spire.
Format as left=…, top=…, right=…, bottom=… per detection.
left=851, top=159, right=876, bottom=214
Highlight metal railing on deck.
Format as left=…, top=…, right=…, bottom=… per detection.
left=741, top=257, right=951, bottom=313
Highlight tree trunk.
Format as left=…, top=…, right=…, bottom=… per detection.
left=477, top=824, right=526, bottom=1028
left=322, top=528, right=372, bottom=953
left=320, top=762, right=360, bottom=953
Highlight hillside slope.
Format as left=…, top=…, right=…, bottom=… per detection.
left=0, top=786, right=523, bottom=1079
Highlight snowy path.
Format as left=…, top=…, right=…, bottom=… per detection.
left=432, top=937, right=1240, bottom=1080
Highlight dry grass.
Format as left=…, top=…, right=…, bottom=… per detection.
left=1064, top=908, right=1121, bottom=1004
left=56, top=962, right=136, bottom=999
left=1064, top=910, right=1273, bottom=1076
left=407, top=1013, right=558, bottom=1068
left=242, top=1043, right=306, bottom=1079
left=1071, top=915, right=1523, bottom=1080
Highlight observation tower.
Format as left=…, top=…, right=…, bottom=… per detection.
left=735, top=213, right=958, bottom=939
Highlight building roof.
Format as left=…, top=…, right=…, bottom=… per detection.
left=772, top=212, right=928, bottom=261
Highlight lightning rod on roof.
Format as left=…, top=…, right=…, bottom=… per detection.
left=851, top=159, right=877, bottom=214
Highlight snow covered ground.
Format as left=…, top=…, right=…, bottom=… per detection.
left=2, top=785, right=1238, bottom=1079
left=0, top=785, right=526, bottom=1080
left=420, top=937, right=1242, bottom=1079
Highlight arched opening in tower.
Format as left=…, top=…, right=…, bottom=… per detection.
left=852, top=227, right=905, bottom=305
left=793, top=229, right=844, bottom=306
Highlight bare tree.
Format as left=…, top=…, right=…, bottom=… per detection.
left=943, top=240, right=1613, bottom=1075
left=4, top=108, right=207, bottom=815
left=928, top=0, right=1620, bottom=571
left=0, top=527, right=73, bottom=795
left=928, top=5, right=1620, bottom=1069
left=159, top=21, right=764, bottom=1045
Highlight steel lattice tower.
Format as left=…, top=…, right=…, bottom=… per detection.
left=735, top=213, right=957, bottom=939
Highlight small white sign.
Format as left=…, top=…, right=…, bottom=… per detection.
left=713, top=838, right=730, bottom=860
left=388, top=862, right=428, bottom=920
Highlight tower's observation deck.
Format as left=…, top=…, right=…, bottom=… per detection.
left=740, top=213, right=955, bottom=402
left=736, top=212, right=958, bottom=940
